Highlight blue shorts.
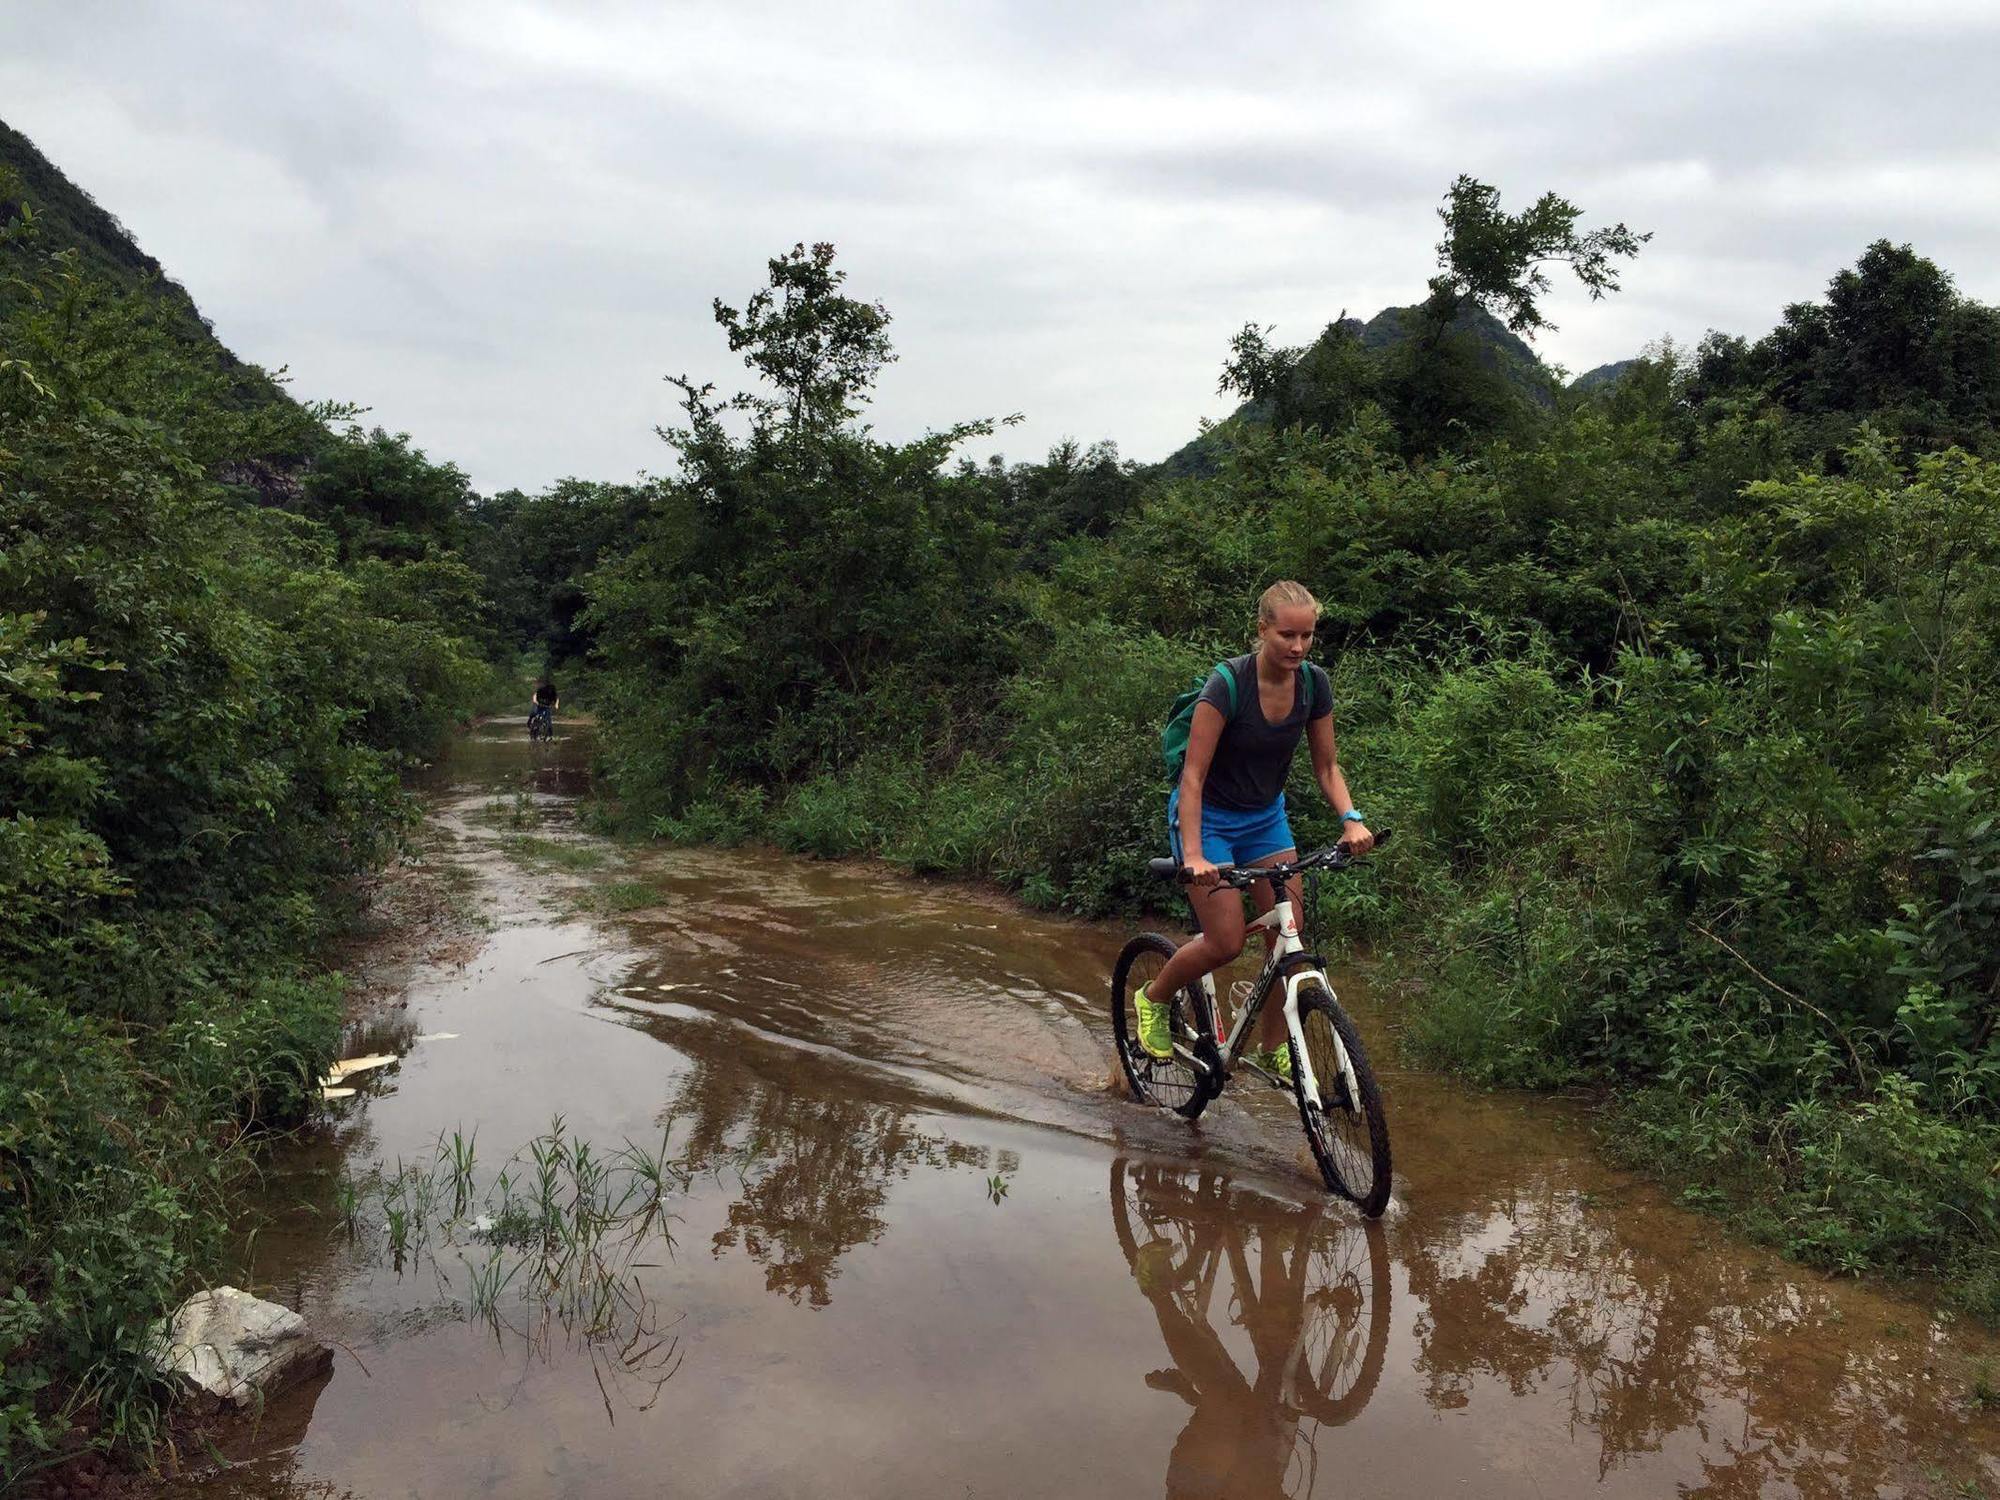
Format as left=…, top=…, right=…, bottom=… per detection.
left=1167, top=789, right=1296, bottom=868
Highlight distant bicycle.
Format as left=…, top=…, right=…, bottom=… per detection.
left=1111, top=837, right=1394, bottom=1216
left=527, top=705, right=555, bottom=742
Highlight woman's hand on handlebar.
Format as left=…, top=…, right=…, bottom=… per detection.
left=1184, top=854, right=1222, bottom=889
left=1339, top=821, right=1376, bottom=856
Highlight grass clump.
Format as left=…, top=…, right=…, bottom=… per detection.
left=501, top=835, right=608, bottom=873
left=582, top=880, right=660, bottom=914
left=343, top=1119, right=688, bottom=1359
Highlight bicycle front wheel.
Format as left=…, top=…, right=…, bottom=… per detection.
left=1111, top=933, right=1213, bottom=1120
left=1292, top=1217, right=1392, bottom=1423
left=1291, top=978, right=1392, bottom=1216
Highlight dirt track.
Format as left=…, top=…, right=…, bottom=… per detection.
left=158, top=720, right=2000, bottom=1499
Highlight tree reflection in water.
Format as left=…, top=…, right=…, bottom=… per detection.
left=1109, top=1158, right=1389, bottom=1499
left=667, top=1056, right=998, bottom=1307
left=1393, top=1175, right=1999, bottom=1495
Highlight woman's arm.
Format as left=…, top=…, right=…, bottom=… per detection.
left=1307, top=714, right=1373, bottom=853
left=1177, top=702, right=1227, bottom=885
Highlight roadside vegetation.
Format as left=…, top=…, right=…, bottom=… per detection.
left=0, top=154, right=505, bottom=1482
left=5, top=107, right=1999, bottom=1485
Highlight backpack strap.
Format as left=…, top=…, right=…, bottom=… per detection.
left=1304, top=662, right=1334, bottom=718
left=1217, top=660, right=1319, bottom=719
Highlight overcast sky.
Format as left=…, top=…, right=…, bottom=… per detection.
left=6, top=0, right=1998, bottom=492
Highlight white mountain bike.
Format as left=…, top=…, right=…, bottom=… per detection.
left=1111, top=838, right=1393, bottom=1217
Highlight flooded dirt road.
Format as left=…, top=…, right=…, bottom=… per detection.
left=176, top=722, right=1999, bottom=1499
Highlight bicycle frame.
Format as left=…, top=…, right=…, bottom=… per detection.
left=1189, top=891, right=1360, bottom=1113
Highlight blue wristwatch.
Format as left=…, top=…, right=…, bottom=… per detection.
left=1341, top=810, right=1366, bottom=824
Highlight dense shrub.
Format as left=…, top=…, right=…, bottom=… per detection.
left=1, top=214, right=492, bottom=1478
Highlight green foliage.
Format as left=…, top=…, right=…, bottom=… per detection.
left=585, top=241, right=1016, bottom=818
left=650, top=783, right=769, bottom=848
left=1684, top=242, right=2000, bottom=464
left=1427, top=173, right=1651, bottom=339
left=0, top=122, right=292, bottom=426
left=1, top=163, right=494, bottom=1478
left=462, top=479, right=657, bottom=664
left=302, top=424, right=476, bottom=561
left=1205, top=299, right=1559, bottom=463
left=712, top=240, right=896, bottom=434
left=0, top=976, right=342, bottom=1488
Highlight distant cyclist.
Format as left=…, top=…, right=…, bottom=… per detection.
left=1136, top=581, right=1374, bottom=1077
left=529, top=678, right=559, bottom=739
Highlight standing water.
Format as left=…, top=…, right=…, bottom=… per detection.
left=172, top=721, right=1999, bottom=1498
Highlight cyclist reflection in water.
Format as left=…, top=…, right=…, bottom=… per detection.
left=1110, top=1159, right=1388, bottom=1499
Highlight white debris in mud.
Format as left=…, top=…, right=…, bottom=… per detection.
left=150, top=1287, right=331, bottom=1409
left=323, top=1053, right=398, bottom=1085
left=319, top=1053, right=402, bottom=1098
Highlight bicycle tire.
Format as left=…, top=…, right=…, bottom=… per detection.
left=1290, top=1217, right=1391, bottom=1424
left=1290, top=979, right=1392, bottom=1216
left=1111, top=933, right=1214, bottom=1120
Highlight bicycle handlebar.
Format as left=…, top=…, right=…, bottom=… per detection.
left=1148, top=829, right=1393, bottom=886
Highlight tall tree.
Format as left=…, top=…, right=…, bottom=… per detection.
left=708, top=240, right=895, bottom=437
left=1425, top=174, right=1650, bottom=339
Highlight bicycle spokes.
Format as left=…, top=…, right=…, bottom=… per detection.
left=1112, top=935, right=1212, bottom=1119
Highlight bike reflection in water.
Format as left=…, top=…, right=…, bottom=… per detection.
left=1110, top=1159, right=1390, bottom=1499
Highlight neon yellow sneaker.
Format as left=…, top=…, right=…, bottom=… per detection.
left=1134, top=984, right=1175, bottom=1060
left=1248, top=1044, right=1293, bottom=1082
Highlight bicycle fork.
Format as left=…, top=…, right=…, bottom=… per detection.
left=1279, top=972, right=1360, bottom=1114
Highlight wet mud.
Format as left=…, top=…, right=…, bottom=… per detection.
left=163, top=721, right=2000, bottom=1498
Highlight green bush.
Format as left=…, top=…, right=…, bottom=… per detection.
left=651, top=783, right=770, bottom=848
left=0, top=977, right=342, bottom=1487
left=1, top=189, right=493, bottom=1476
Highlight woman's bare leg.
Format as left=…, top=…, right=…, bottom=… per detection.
left=1146, top=881, right=1247, bottom=1009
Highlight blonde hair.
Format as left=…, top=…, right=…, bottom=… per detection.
left=1256, top=580, right=1320, bottom=631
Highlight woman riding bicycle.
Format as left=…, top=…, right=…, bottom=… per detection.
left=1136, top=581, right=1374, bottom=1076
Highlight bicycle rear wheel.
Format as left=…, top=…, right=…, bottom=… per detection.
left=1111, top=933, right=1213, bottom=1120
left=1291, top=978, right=1392, bottom=1216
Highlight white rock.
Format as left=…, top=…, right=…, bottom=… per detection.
left=150, top=1286, right=331, bottom=1409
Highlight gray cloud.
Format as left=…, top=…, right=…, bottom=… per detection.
left=6, top=0, right=1998, bottom=490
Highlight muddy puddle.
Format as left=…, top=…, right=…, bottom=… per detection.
left=169, top=720, right=2000, bottom=1499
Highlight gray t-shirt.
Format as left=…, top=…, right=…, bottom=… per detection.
left=1195, top=653, right=1332, bottom=811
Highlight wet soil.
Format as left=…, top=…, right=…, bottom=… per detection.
left=157, top=721, right=2000, bottom=1499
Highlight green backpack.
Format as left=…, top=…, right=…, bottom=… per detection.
left=1161, top=660, right=1240, bottom=781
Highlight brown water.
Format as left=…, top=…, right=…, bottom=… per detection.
left=171, top=721, right=2000, bottom=1499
